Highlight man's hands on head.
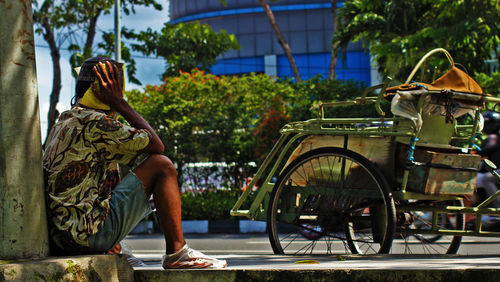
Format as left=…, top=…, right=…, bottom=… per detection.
left=91, top=60, right=165, bottom=154
left=92, top=61, right=126, bottom=112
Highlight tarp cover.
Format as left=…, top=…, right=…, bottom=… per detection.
left=386, top=66, right=483, bottom=95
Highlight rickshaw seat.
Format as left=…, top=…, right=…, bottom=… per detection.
left=417, top=114, right=454, bottom=146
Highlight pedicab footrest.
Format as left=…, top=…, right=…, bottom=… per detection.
left=396, top=143, right=481, bottom=196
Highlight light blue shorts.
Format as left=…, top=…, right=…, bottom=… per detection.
left=88, top=172, right=152, bottom=252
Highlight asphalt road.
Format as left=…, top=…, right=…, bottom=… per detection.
left=123, top=233, right=500, bottom=258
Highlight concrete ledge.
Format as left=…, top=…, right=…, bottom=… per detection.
left=3, top=253, right=500, bottom=282
left=134, top=269, right=500, bottom=282
left=0, top=254, right=133, bottom=282
left=132, top=219, right=268, bottom=235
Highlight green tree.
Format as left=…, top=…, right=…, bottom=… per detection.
left=287, top=75, right=382, bottom=121
left=126, top=70, right=295, bottom=188
left=65, top=0, right=162, bottom=81
left=131, top=22, right=240, bottom=78
left=476, top=72, right=500, bottom=96
left=126, top=71, right=370, bottom=188
left=97, top=27, right=146, bottom=85
left=32, top=0, right=162, bottom=144
left=333, top=0, right=500, bottom=83
left=33, top=0, right=78, bottom=143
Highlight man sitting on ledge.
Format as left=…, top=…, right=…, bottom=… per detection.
left=43, top=57, right=226, bottom=269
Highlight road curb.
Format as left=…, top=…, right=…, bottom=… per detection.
left=134, top=268, right=500, bottom=282
left=133, top=219, right=267, bottom=235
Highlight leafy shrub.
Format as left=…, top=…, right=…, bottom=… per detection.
left=180, top=189, right=240, bottom=220
left=126, top=71, right=369, bottom=189
left=287, top=74, right=390, bottom=120
left=126, top=69, right=295, bottom=188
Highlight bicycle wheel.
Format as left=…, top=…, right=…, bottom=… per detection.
left=394, top=200, right=464, bottom=254
left=413, top=209, right=447, bottom=243
left=267, top=147, right=396, bottom=255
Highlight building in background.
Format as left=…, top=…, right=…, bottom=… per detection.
left=169, top=0, right=380, bottom=86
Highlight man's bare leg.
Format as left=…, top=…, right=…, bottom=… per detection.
left=132, top=154, right=186, bottom=254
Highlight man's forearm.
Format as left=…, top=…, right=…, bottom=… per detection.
left=115, top=100, right=165, bottom=153
left=91, top=61, right=163, bottom=153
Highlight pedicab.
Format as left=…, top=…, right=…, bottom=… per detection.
left=231, top=48, right=500, bottom=255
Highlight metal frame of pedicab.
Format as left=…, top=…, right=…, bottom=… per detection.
left=230, top=48, right=500, bottom=252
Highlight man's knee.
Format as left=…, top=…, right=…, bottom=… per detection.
left=146, top=154, right=178, bottom=178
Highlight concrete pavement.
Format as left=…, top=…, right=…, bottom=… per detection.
left=135, top=253, right=500, bottom=270
left=134, top=254, right=500, bottom=281
left=3, top=241, right=500, bottom=281
left=2, top=253, right=500, bottom=281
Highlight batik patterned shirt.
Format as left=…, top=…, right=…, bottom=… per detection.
left=43, top=106, right=151, bottom=249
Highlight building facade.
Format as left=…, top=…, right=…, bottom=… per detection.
left=169, top=0, right=379, bottom=85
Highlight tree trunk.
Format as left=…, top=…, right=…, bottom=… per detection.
left=258, top=0, right=301, bottom=82
left=83, top=9, right=102, bottom=57
left=42, top=16, right=62, bottom=147
left=328, top=0, right=338, bottom=80
left=0, top=0, right=49, bottom=258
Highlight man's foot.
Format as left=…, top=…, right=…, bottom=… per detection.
left=109, top=241, right=147, bottom=267
left=162, top=244, right=227, bottom=269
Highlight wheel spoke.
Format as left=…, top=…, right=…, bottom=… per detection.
left=268, top=147, right=395, bottom=255
left=394, top=200, right=464, bottom=254
left=281, top=233, right=300, bottom=250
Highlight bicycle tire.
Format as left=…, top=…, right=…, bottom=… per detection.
left=267, top=147, right=396, bottom=255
